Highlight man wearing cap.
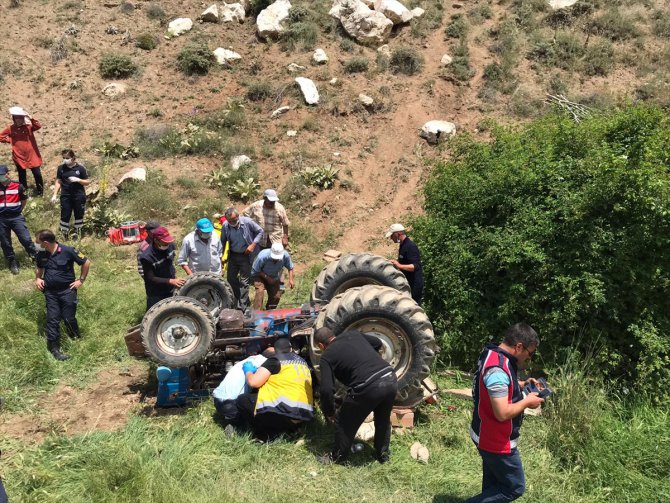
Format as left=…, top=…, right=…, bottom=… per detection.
left=0, top=164, right=37, bottom=274
left=387, top=223, right=424, bottom=305
left=237, top=338, right=314, bottom=440
left=243, top=189, right=290, bottom=249
left=0, top=107, right=44, bottom=196
left=251, top=242, right=294, bottom=310
left=178, top=218, right=223, bottom=276
left=138, top=226, right=185, bottom=310
left=34, top=229, right=91, bottom=361
left=219, top=208, right=264, bottom=312
left=137, top=220, right=160, bottom=277
left=313, top=327, right=398, bottom=465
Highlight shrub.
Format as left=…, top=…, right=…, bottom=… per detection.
left=413, top=106, right=670, bottom=401
left=583, top=40, right=614, bottom=76
left=246, top=82, right=272, bottom=101
left=176, top=43, right=214, bottom=76
left=145, top=3, right=166, bottom=20
left=587, top=9, right=639, bottom=41
left=120, top=1, right=135, bottom=14
left=410, top=0, right=444, bottom=38
left=228, top=178, right=259, bottom=202
left=193, top=99, right=246, bottom=131
left=281, top=7, right=319, bottom=51
left=339, top=37, right=355, bottom=53
left=468, top=4, right=492, bottom=25
left=99, top=53, right=138, bottom=78
left=445, top=14, right=469, bottom=39
left=528, top=31, right=584, bottom=71
left=444, top=42, right=474, bottom=83
left=300, top=165, right=339, bottom=189
left=344, top=57, right=369, bottom=74
left=390, top=47, right=424, bottom=76
left=652, top=10, right=670, bottom=38
left=135, top=33, right=158, bottom=51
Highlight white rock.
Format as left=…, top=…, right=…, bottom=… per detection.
left=286, top=130, right=297, bottom=137
left=420, top=120, right=456, bottom=144
left=330, top=0, right=393, bottom=45
left=410, top=442, right=430, bottom=463
left=313, top=48, right=329, bottom=64
left=410, top=6, right=424, bottom=18
left=377, top=44, right=391, bottom=57
left=356, top=421, right=375, bottom=442
left=257, top=0, right=292, bottom=39
left=221, top=3, right=246, bottom=23
left=102, top=83, right=127, bottom=97
left=360, top=0, right=375, bottom=6
left=231, top=155, right=252, bottom=170
left=295, top=77, right=319, bottom=105
left=213, top=47, right=242, bottom=65
left=238, top=0, right=252, bottom=13
left=201, top=5, right=219, bottom=22
left=374, top=0, right=412, bottom=25
left=548, top=0, right=578, bottom=9
left=167, top=18, right=193, bottom=37
left=118, top=167, right=146, bottom=186
left=271, top=105, right=291, bottom=118
left=440, top=54, right=453, bottom=66
left=329, top=78, right=339, bottom=85
left=358, top=93, right=374, bottom=106
left=287, top=63, right=306, bottom=72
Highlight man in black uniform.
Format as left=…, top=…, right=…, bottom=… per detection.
left=314, top=327, right=398, bottom=464
left=138, top=226, right=185, bottom=311
left=34, top=229, right=91, bottom=361
left=51, top=149, right=91, bottom=239
left=386, top=223, right=424, bottom=305
left=0, top=164, right=37, bottom=274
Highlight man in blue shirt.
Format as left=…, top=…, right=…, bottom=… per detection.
left=251, top=242, right=294, bottom=310
left=219, top=208, right=264, bottom=312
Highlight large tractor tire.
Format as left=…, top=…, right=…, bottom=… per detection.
left=141, top=296, right=215, bottom=368
left=310, top=253, right=411, bottom=304
left=311, top=285, right=437, bottom=407
left=176, top=272, right=234, bottom=317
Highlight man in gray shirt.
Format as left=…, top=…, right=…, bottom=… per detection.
left=178, top=218, right=223, bottom=275
left=219, top=208, right=264, bottom=312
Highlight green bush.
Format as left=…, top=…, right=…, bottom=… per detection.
left=281, top=7, right=319, bottom=51
left=99, top=53, right=138, bottom=79
left=652, top=9, right=670, bottom=38
left=344, top=57, right=369, bottom=74
left=445, top=14, right=469, bottom=39
left=528, top=31, right=584, bottom=71
left=444, top=42, right=474, bottom=83
left=145, top=3, right=166, bottom=20
left=176, top=43, right=215, bottom=76
left=246, top=81, right=273, bottom=101
left=413, top=106, right=670, bottom=401
left=135, top=32, right=158, bottom=51
left=588, top=9, right=639, bottom=41
left=390, top=47, right=424, bottom=76
left=583, top=40, right=614, bottom=76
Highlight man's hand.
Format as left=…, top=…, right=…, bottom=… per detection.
left=169, top=278, right=186, bottom=287
left=35, top=278, right=45, bottom=291
left=282, top=235, right=289, bottom=247
left=520, top=377, right=541, bottom=389
left=289, top=278, right=294, bottom=289
left=69, top=279, right=83, bottom=290
left=67, top=176, right=82, bottom=183
left=244, top=243, right=256, bottom=255
left=50, top=194, right=58, bottom=204
left=326, top=415, right=336, bottom=425
left=525, top=393, right=544, bottom=409
left=390, top=259, right=400, bottom=269
left=242, top=362, right=258, bottom=374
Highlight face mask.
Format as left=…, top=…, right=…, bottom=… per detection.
left=156, top=244, right=169, bottom=251
left=35, top=243, right=45, bottom=252
left=198, top=232, right=211, bottom=241
left=228, top=219, right=239, bottom=228
left=64, top=158, right=75, bottom=166
left=0, top=176, right=7, bottom=183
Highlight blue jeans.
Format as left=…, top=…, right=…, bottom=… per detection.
left=465, top=448, right=525, bottom=503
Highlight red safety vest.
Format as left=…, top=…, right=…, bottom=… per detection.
left=0, top=181, right=23, bottom=216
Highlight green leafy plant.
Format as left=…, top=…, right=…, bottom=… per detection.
left=176, top=43, right=215, bottom=76
left=135, top=33, right=158, bottom=51
left=300, top=165, right=339, bottom=189
left=246, top=82, right=273, bottom=101
left=344, top=57, right=369, bottom=74
left=145, top=3, right=166, bottom=21
left=95, top=141, right=140, bottom=159
left=205, top=167, right=232, bottom=189
left=228, top=178, right=259, bottom=201
left=390, top=47, right=424, bottom=76
left=82, top=201, right=132, bottom=236
left=99, top=53, right=138, bottom=79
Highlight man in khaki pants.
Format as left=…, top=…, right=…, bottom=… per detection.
left=251, top=242, right=294, bottom=310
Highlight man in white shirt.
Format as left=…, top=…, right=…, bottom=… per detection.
left=178, top=218, right=223, bottom=275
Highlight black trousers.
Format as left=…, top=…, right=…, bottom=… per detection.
left=146, top=291, right=173, bottom=312
left=44, top=287, right=79, bottom=343
left=226, top=252, right=252, bottom=312
left=236, top=392, right=300, bottom=439
left=60, top=195, right=86, bottom=236
left=213, top=398, right=241, bottom=424
left=333, top=373, right=398, bottom=462
left=0, top=214, right=36, bottom=262
left=0, top=477, right=7, bottom=503
left=16, top=164, right=43, bottom=195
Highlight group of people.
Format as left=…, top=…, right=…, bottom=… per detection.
left=137, top=189, right=294, bottom=312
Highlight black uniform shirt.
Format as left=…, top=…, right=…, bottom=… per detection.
left=319, top=330, right=393, bottom=417
left=139, top=243, right=176, bottom=296
left=398, top=237, right=423, bottom=288
left=56, top=163, right=88, bottom=198
left=36, top=244, right=88, bottom=290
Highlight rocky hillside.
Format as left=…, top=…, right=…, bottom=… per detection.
left=0, top=0, right=668, bottom=259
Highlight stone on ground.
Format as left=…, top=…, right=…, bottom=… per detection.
left=313, top=48, right=329, bottom=64
left=420, top=120, right=456, bottom=144
left=168, top=18, right=193, bottom=37
left=231, top=155, right=252, bottom=170
left=330, top=0, right=393, bottom=45
left=213, top=48, right=242, bottom=65
left=295, top=77, right=320, bottom=105
left=102, top=83, right=127, bottom=97
left=548, top=0, right=578, bottom=9
left=271, top=105, right=291, bottom=118
left=200, top=5, right=219, bottom=22
left=374, top=0, right=412, bottom=25
left=221, top=3, right=245, bottom=23
left=257, top=0, right=292, bottom=39
left=440, top=54, right=453, bottom=66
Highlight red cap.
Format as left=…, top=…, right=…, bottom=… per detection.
left=152, top=226, right=174, bottom=243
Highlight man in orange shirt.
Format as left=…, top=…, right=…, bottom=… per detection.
left=0, top=106, right=44, bottom=196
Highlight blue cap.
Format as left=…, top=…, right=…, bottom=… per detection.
left=196, top=218, right=214, bottom=233
left=0, top=165, right=8, bottom=175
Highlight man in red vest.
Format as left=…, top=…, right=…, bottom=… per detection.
left=0, top=165, right=37, bottom=274
left=466, top=323, right=545, bottom=503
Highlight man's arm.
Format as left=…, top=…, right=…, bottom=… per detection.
left=489, top=393, right=544, bottom=422
left=318, top=358, right=336, bottom=419
left=29, top=117, right=42, bottom=131
left=246, top=367, right=271, bottom=388
left=363, top=334, right=382, bottom=351
left=0, top=126, right=10, bottom=143
left=249, top=219, right=264, bottom=245
left=70, top=259, right=91, bottom=289
left=177, top=240, right=193, bottom=275
left=35, top=266, right=45, bottom=290
left=142, top=260, right=184, bottom=287
left=287, top=268, right=294, bottom=289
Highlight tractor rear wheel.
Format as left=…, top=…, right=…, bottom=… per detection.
left=310, top=253, right=411, bottom=304
left=311, top=286, right=437, bottom=407
left=141, top=296, right=215, bottom=367
left=176, top=272, right=234, bottom=317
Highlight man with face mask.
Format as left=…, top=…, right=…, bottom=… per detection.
left=177, top=218, right=223, bottom=276
left=52, top=149, right=91, bottom=239
left=251, top=242, right=294, bottom=310
left=139, top=226, right=185, bottom=311
left=243, top=189, right=290, bottom=249
left=386, top=223, right=424, bottom=305
left=219, top=208, right=264, bottom=312
left=0, top=165, right=37, bottom=274
left=466, top=323, right=545, bottom=503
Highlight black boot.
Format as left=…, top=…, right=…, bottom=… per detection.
left=47, top=341, right=70, bottom=361
left=9, top=260, right=19, bottom=275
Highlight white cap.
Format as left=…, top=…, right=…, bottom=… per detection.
left=385, top=223, right=405, bottom=238
left=270, top=242, right=284, bottom=260
left=263, top=188, right=279, bottom=202
left=9, top=106, right=27, bottom=116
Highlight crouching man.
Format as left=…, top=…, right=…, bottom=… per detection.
left=236, top=338, right=314, bottom=440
